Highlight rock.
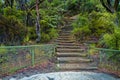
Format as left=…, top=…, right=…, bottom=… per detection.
left=17, top=72, right=119, bottom=80
left=9, top=78, right=16, bottom=80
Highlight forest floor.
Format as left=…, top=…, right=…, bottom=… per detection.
left=2, top=60, right=56, bottom=80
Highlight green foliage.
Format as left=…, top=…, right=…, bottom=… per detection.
left=0, top=47, right=8, bottom=63
left=99, top=27, right=120, bottom=62
left=28, top=27, right=37, bottom=40
left=0, top=0, right=63, bottom=44
left=66, top=0, right=104, bottom=14
left=89, top=11, right=116, bottom=37
left=72, top=26, right=91, bottom=41
left=41, top=33, right=51, bottom=42
left=66, top=0, right=80, bottom=10
left=117, top=12, right=120, bottom=26
left=4, top=7, right=26, bottom=22
left=38, top=8, right=61, bottom=42
left=72, top=14, right=90, bottom=40
left=100, top=28, right=120, bottom=49
left=50, top=0, right=62, bottom=7
left=0, top=1, right=3, bottom=13
left=72, top=11, right=117, bottom=41
left=49, top=28, right=58, bottom=39
left=40, top=18, right=58, bottom=42
left=0, top=15, right=27, bottom=45
left=72, top=14, right=89, bottom=28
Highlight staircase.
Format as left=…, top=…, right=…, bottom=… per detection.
left=55, top=24, right=98, bottom=71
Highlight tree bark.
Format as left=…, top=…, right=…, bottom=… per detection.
left=36, top=0, right=40, bottom=42
left=100, top=0, right=119, bottom=13
left=114, top=0, right=119, bottom=11
left=100, top=0, right=114, bottom=13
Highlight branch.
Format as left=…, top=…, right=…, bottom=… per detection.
left=5, top=0, right=10, bottom=7
left=107, top=0, right=111, bottom=7
left=100, top=0, right=114, bottom=13
left=30, top=0, right=44, bottom=10
left=114, top=0, right=119, bottom=11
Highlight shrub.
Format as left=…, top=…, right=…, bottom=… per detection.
left=72, top=14, right=89, bottom=28
left=99, top=28, right=120, bottom=62
left=100, top=28, right=120, bottom=49
left=72, top=26, right=91, bottom=41
left=0, top=47, right=8, bottom=63
left=39, top=12, right=59, bottom=42
left=72, top=11, right=117, bottom=41
left=89, top=11, right=116, bottom=37
left=41, top=33, right=50, bottom=42
left=72, top=14, right=91, bottom=41
left=49, top=28, right=58, bottom=39
left=4, top=7, right=26, bottom=22
left=0, top=15, right=27, bottom=45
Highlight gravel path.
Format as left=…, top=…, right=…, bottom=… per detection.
left=9, top=72, right=120, bottom=80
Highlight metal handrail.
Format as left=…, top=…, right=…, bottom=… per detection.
left=0, top=44, right=56, bottom=49
left=89, top=47, right=120, bottom=52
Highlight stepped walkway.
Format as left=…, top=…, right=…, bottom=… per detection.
left=55, top=21, right=98, bottom=71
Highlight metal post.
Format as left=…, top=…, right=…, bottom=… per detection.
left=31, top=47, right=35, bottom=66
left=99, top=50, right=102, bottom=64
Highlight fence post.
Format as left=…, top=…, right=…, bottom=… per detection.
left=99, top=50, right=102, bottom=64
left=85, top=43, right=90, bottom=58
left=31, top=47, right=35, bottom=66
left=54, top=44, right=57, bottom=54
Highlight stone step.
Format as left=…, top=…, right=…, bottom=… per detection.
left=59, top=33, right=71, bottom=36
left=56, top=52, right=87, bottom=57
left=57, top=45, right=81, bottom=49
left=57, top=63, right=98, bottom=70
left=57, top=57, right=92, bottom=63
left=57, top=48, right=84, bottom=52
left=57, top=38, right=73, bottom=40
left=57, top=38, right=73, bottom=41
left=58, top=36, right=72, bottom=38
left=59, top=31, right=71, bottom=33
left=55, top=40, right=75, bottom=43
left=57, top=43, right=82, bottom=46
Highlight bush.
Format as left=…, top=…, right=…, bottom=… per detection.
left=72, top=14, right=89, bottom=28
left=72, top=26, right=91, bottom=41
left=72, top=14, right=91, bottom=41
left=28, top=27, right=37, bottom=40
left=4, top=7, right=26, bottom=22
left=100, top=28, right=120, bottom=49
left=89, top=11, right=116, bottom=37
left=117, top=12, right=120, bottom=26
left=72, top=11, right=117, bottom=41
left=99, top=28, right=120, bottom=62
left=49, top=28, right=58, bottom=39
left=41, top=33, right=50, bottom=42
left=0, top=47, right=8, bottom=63
left=0, top=15, right=27, bottom=45
left=39, top=11, right=59, bottom=42
left=66, top=0, right=80, bottom=11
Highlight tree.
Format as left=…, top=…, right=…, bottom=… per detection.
left=2, top=0, right=44, bottom=43
left=4, top=0, right=14, bottom=8
left=100, top=0, right=120, bottom=13
left=36, top=0, right=40, bottom=42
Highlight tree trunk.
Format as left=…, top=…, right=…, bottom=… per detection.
left=114, top=0, right=119, bottom=11
left=36, top=0, right=40, bottom=42
left=100, top=0, right=120, bottom=13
